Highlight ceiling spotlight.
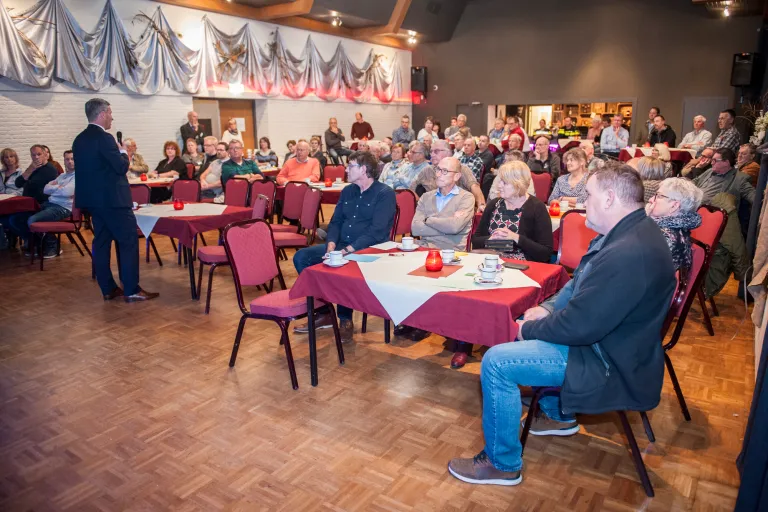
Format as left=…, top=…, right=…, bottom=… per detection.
left=407, top=36, right=417, bottom=45
left=331, top=16, right=342, bottom=27
left=408, top=30, right=416, bottom=36
left=724, top=7, right=730, bottom=16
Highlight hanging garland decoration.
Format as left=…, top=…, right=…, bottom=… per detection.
left=213, top=41, right=247, bottom=83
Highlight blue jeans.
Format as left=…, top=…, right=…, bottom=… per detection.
left=9, top=202, right=71, bottom=252
left=293, top=243, right=353, bottom=321
left=328, top=147, right=353, bottom=165
left=481, top=339, right=574, bottom=472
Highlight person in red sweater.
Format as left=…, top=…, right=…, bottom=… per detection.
left=276, top=140, right=321, bottom=185
left=350, top=112, right=374, bottom=140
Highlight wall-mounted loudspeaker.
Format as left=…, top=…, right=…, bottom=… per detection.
left=411, top=67, right=428, bottom=94
left=731, top=53, right=761, bottom=87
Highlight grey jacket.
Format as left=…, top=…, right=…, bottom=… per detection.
left=693, top=167, right=755, bottom=207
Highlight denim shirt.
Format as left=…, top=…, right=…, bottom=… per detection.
left=326, top=181, right=397, bottom=251
left=392, top=127, right=416, bottom=145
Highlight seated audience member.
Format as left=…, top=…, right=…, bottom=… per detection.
left=351, top=112, right=374, bottom=140
left=648, top=115, right=676, bottom=147
left=411, top=140, right=486, bottom=211
left=199, top=142, right=228, bottom=200
left=149, top=141, right=187, bottom=202
left=309, top=136, right=327, bottom=171
left=636, top=156, right=667, bottom=202
left=180, top=111, right=205, bottom=154
left=488, top=150, right=534, bottom=201
left=635, top=106, right=659, bottom=145
left=293, top=151, right=396, bottom=341
left=737, top=143, right=759, bottom=186
left=276, top=140, right=320, bottom=186
left=357, top=140, right=370, bottom=153
left=182, top=138, right=204, bottom=173
left=9, top=150, right=75, bottom=258
left=489, top=118, right=506, bottom=140
left=378, top=144, right=409, bottom=188
left=549, top=122, right=561, bottom=140
left=254, top=137, right=278, bottom=167
left=496, top=133, right=523, bottom=167
left=384, top=142, right=429, bottom=190
left=325, top=117, right=352, bottom=165
left=431, top=121, right=443, bottom=141
left=392, top=115, right=416, bottom=145
left=368, top=141, right=386, bottom=175
left=285, top=140, right=297, bottom=163
left=559, top=117, right=580, bottom=139
left=681, top=147, right=715, bottom=180
left=459, top=137, right=485, bottom=180
left=197, top=136, right=219, bottom=178
left=14, top=145, right=58, bottom=205
left=646, top=177, right=703, bottom=270
left=452, top=132, right=466, bottom=158
left=712, top=109, right=741, bottom=153
left=679, top=115, right=712, bottom=156
left=41, top=146, right=64, bottom=175
left=476, top=136, right=496, bottom=174
left=1, top=148, right=23, bottom=195
left=124, top=138, right=149, bottom=179
left=379, top=138, right=393, bottom=164
left=221, top=118, right=243, bottom=145
left=586, top=116, right=603, bottom=143
left=600, top=114, right=629, bottom=157
left=422, top=133, right=434, bottom=155
left=221, top=140, right=263, bottom=189
left=412, top=156, right=476, bottom=250
left=505, top=116, right=527, bottom=147
left=693, top=148, right=753, bottom=206
left=418, top=116, right=435, bottom=142
left=448, top=162, right=675, bottom=487
left=549, top=148, right=589, bottom=206
left=579, top=140, right=605, bottom=172
left=527, top=136, right=561, bottom=180
left=533, top=119, right=550, bottom=137
left=601, top=115, right=611, bottom=130
left=445, top=116, right=459, bottom=139
left=651, top=144, right=674, bottom=177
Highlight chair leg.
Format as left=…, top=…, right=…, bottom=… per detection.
left=197, top=261, right=206, bottom=304
left=664, top=352, right=691, bottom=421
left=520, top=388, right=544, bottom=455
left=204, top=263, right=218, bottom=314
left=327, top=305, right=345, bottom=365
left=361, top=313, right=368, bottom=333
left=697, top=288, right=715, bottom=336
left=277, top=321, right=299, bottom=390
left=149, top=236, right=162, bottom=266
left=38, top=233, right=45, bottom=271
left=708, top=296, right=719, bottom=317
left=145, top=237, right=151, bottom=263
left=639, top=411, right=655, bottom=443
left=199, top=233, right=208, bottom=246
left=229, top=316, right=248, bottom=367
left=75, top=232, right=91, bottom=259
left=384, top=319, right=391, bottom=344
left=617, top=411, right=655, bottom=498
left=177, top=241, right=182, bottom=265
left=67, top=233, right=84, bottom=256
left=276, top=265, right=287, bottom=290
left=29, top=234, right=36, bottom=265
left=170, top=237, right=177, bottom=252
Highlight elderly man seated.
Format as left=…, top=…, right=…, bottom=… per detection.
left=679, top=115, right=712, bottom=156
left=124, top=138, right=149, bottom=179
left=411, top=140, right=486, bottom=211
left=276, top=140, right=320, bottom=185
left=681, top=147, right=714, bottom=180
left=600, top=114, right=629, bottom=157
left=527, top=136, right=561, bottom=180
left=579, top=140, right=605, bottom=172
left=221, top=140, right=263, bottom=189
left=459, top=137, right=485, bottom=180
left=737, top=143, right=759, bottom=186
left=199, top=142, right=228, bottom=200
left=380, top=141, right=429, bottom=190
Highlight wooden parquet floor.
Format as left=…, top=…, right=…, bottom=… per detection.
left=0, top=211, right=755, bottom=511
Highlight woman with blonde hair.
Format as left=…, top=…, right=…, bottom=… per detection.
left=651, top=143, right=674, bottom=177
left=587, top=116, right=603, bottom=143
left=1, top=148, right=23, bottom=195
left=549, top=147, right=589, bottom=206
left=221, top=118, right=243, bottom=145
left=636, top=156, right=667, bottom=202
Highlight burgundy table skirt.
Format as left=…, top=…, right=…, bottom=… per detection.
left=619, top=148, right=693, bottom=165
left=0, top=196, right=38, bottom=216
left=148, top=206, right=252, bottom=247
left=290, top=247, right=570, bottom=346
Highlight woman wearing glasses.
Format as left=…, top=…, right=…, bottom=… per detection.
left=646, top=178, right=703, bottom=270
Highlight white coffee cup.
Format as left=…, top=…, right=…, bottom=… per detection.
left=484, top=254, right=499, bottom=270
left=132, top=201, right=138, bottom=210
left=335, top=177, right=342, bottom=183
left=329, top=250, right=343, bottom=265
left=575, top=202, right=584, bottom=209
left=559, top=199, right=569, bottom=212
left=441, top=249, right=455, bottom=264
left=480, top=267, right=497, bottom=280
left=401, top=236, right=414, bottom=250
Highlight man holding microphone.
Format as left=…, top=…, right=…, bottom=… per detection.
left=73, top=98, right=158, bottom=302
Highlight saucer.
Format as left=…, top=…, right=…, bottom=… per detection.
left=323, top=259, right=349, bottom=268
left=477, top=263, right=504, bottom=273
left=396, top=244, right=418, bottom=252
left=474, top=275, right=503, bottom=287
left=443, top=257, right=462, bottom=266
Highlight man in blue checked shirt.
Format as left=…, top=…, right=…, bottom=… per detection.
left=292, top=151, right=397, bottom=341
left=599, top=114, right=629, bottom=157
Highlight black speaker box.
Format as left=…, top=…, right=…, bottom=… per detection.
left=411, top=66, right=427, bottom=93
left=731, top=53, right=761, bottom=87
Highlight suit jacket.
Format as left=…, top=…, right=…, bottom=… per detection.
left=180, top=123, right=205, bottom=154
left=73, top=124, right=131, bottom=209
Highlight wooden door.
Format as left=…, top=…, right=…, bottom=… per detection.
left=218, top=99, right=256, bottom=151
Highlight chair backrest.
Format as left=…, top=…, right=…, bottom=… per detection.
left=70, top=206, right=84, bottom=228
left=324, top=165, right=346, bottom=182
left=395, top=189, right=418, bottom=236
left=531, top=172, right=552, bottom=203
left=224, top=219, right=280, bottom=313
left=466, top=212, right=482, bottom=251
left=664, top=241, right=708, bottom=350
left=130, top=184, right=151, bottom=205
left=225, top=179, right=250, bottom=206
left=251, top=194, right=268, bottom=220
left=282, top=181, right=309, bottom=222
left=172, top=179, right=201, bottom=202
left=556, top=209, right=597, bottom=272
left=389, top=205, right=400, bottom=241
left=299, top=188, right=323, bottom=242
left=249, top=180, right=277, bottom=217
left=691, top=204, right=727, bottom=259
left=185, top=163, right=195, bottom=179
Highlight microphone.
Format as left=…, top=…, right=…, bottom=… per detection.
left=117, top=131, right=123, bottom=145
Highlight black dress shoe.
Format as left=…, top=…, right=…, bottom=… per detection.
left=103, top=287, right=124, bottom=301
left=408, top=328, right=431, bottom=342
left=124, top=289, right=160, bottom=303
left=394, top=324, right=414, bottom=336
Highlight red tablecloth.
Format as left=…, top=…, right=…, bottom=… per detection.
left=290, top=247, right=570, bottom=346
left=0, top=196, right=38, bottom=216
left=619, top=148, right=693, bottom=165
left=148, top=205, right=252, bottom=247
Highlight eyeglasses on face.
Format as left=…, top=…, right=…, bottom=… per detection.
left=653, top=193, right=672, bottom=201
left=436, top=167, right=459, bottom=175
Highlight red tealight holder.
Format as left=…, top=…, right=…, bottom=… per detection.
left=549, top=203, right=560, bottom=216
left=140, top=174, right=148, bottom=181
left=425, top=250, right=443, bottom=272
left=643, top=142, right=651, bottom=147
left=324, top=179, right=333, bottom=187
left=663, top=142, right=669, bottom=147
left=173, top=199, right=184, bottom=211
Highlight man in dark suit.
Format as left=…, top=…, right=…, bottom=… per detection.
left=73, top=98, right=158, bottom=302
left=180, top=111, right=205, bottom=154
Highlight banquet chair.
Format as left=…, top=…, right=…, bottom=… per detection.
left=130, top=184, right=163, bottom=266
left=223, top=218, right=344, bottom=389
left=394, top=189, right=418, bottom=240
left=323, top=165, right=346, bottom=182
left=249, top=180, right=277, bottom=221
left=362, top=206, right=402, bottom=335
left=690, top=205, right=728, bottom=336
left=519, top=269, right=688, bottom=498
left=556, top=209, right=597, bottom=273
left=171, top=180, right=205, bottom=264
left=272, top=188, right=322, bottom=254
left=197, top=195, right=268, bottom=314
left=185, top=163, right=195, bottom=180
left=225, top=179, right=250, bottom=207
left=278, top=181, right=309, bottom=226
left=466, top=212, right=482, bottom=251
left=531, top=172, right=552, bottom=203
left=29, top=207, right=91, bottom=271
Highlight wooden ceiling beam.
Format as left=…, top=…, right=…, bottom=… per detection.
left=352, top=0, right=412, bottom=37
left=152, top=0, right=314, bottom=21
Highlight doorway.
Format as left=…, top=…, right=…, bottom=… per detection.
left=218, top=99, right=257, bottom=151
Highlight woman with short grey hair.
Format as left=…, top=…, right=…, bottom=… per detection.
left=636, top=156, right=666, bottom=202
left=646, top=177, right=703, bottom=270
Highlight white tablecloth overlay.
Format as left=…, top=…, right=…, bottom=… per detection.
left=133, top=203, right=227, bottom=238
left=0, top=194, right=16, bottom=201
left=356, top=250, right=540, bottom=325
left=128, top=177, right=176, bottom=185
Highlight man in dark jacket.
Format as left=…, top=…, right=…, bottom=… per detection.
left=448, top=163, right=676, bottom=487
left=73, top=98, right=158, bottom=303
left=14, top=145, right=58, bottom=205
left=180, top=111, right=205, bottom=154
left=648, top=115, right=677, bottom=147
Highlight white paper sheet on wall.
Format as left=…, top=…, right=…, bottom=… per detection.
left=235, top=118, right=246, bottom=132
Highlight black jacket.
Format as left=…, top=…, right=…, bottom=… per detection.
left=312, top=150, right=327, bottom=171
left=649, top=126, right=677, bottom=147
left=15, top=163, right=57, bottom=204
left=472, top=196, right=553, bottom=262
left=522, top=209, right=676, bottom=414
left=180, top=123, right=205, bottom=154
left=477, top=148, right=495, bottom=173
left=73, top=124, right=131, bottom=209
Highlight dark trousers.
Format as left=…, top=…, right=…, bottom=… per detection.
left=293, top=244, right=352, bottom=320
left=90, top=207, right=140, bottom=296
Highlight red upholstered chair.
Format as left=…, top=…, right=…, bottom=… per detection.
left=225, top=179, right=250, bottom=207
left=223, top=219, right=344, bottom=389
left=29, top=207, right=91, bottom=270
left=172, top=179, right=201, bottom=202
left=323, top=165, right=346, bottom=182
left=690, top=205, right=728, bottom=336
left=130, top=184, right=163, bottom=265
left=185, top=163, right=195, bottom=180
left=466, top=212, right=482, bottom=252
left=394, top=189, right=418, bottom=239
left=531, top=172, right=552, bottom=203
left=272, top=188, right=322, bottom=251
left=249, top=180, right=277, bottom=221
left=197, top=195, right=268, bottom=314
left=278, top=181, right=309, bottom=225
left=556, top=209, right=597, bottom=273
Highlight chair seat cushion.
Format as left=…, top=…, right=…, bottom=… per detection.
left=249, top=289, right=326, bottom=317
left=198, top=245, right=229, bottom=263
left=271, top=224, right=299, bottom=233
left=273, top=232, right=307, bottom=247
left=30, top=222, right=75, bottom=233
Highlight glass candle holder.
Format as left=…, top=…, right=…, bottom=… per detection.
left=425, top=249, right=443, bottom=272
left=173, top=199, right=184, bottom=211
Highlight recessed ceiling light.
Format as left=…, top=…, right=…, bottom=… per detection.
left=331, top=16, right=342, bottom=27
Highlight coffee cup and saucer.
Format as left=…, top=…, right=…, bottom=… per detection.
left=322, top=250, right=349, bottom=268
left=474, top=255, right=503, bottom=286
left=441, top=249, right=461, bottom=265
left=397, top=236, right=418, bottom=252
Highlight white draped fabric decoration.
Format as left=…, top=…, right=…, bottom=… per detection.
left=0, top=0, right=404, bottom=102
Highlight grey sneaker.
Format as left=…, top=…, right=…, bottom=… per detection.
left=43, top=249, right=63, bottom=259
left=448, top=451, right=522, bottom=486
left=526, top=414, right=580, bottom=437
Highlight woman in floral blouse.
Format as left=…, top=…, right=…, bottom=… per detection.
left=378, top=144, right=412, bottom=189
